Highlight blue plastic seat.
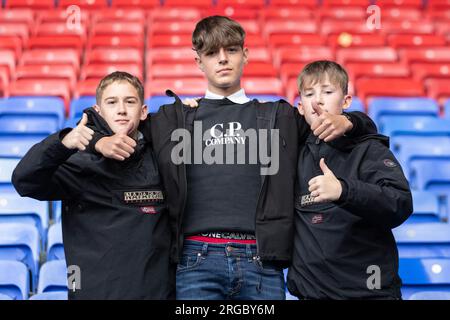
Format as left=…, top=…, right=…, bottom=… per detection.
left=0, top=223, right=40, bottom=291
left=0, top=157, right=20, bottom=192
left=0, top=136, right=42, bottom=158
left=52, top=201, right=62, bottom=223
left=29, top=291, right=68, bottom=300
left=0, top=191, right=49, bottom=244
left=0, top=260, right=30, bottom=300
left=37, top=260, right=68, bottom=294
left=0, top=97, right=65, bottom=134
left=444, top=99, right=450, bottom=120
left=393, top=223, right=450, bottom=258
left=409, top=291, right=450, bottom=300
left=383, top=117, right=450, bottom=139
left=47, top=222, right=65, bottom=261
left=404, top=191, right=443, bottom=223
left=293, top=96, right=365, bottom=113
left=409, top=159, right=450, bottom=192
left=145, top=95, right=184, bottom=113
left=394, top=138, right=450, bottom=173
left=69, top=96, right=96, bottom=120
left=399, top=258, right=450, bottom=300
left=368, top=97, right=439, bottom=133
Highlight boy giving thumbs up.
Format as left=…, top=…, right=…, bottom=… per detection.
left=287, top=61, right=413, bottom=300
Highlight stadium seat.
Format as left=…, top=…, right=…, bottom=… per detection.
left=64, top=118, right=79, bottom=129
left=145, top=78, right=206, bottom=98
left=410, top=159, right=450, bottom=192
left=35, top=22, right=87, bottom=42
left=58, top=0, right=108, bottom=9
left=269, top=34, right=325, bottom=49
left=0, top=293, right=13, bottom=300
left=394, top=223, right=450, bottom=258
left=242, top=62, right=278, bottom=77
left=445, top=99, right=450, bottom=120
left=27, top=36, right=84, bottom=55
left=321, top=20, right=376, bottom=36
left=147, top=63, right=203, bottom=80
left=243, top=77, right=284, bottom=96
left=388, top=35, right=446, bottom=49
left=411, top=63, right=450, bottom=82
left=145, top=96, right=178, bottom=113
left=29, top=291, right=68, bottom=300
left=0, top=136, right=42, bottom=158
left=88, top=35, right=144, bottom=50
left=399, top=258, right=450, bottom=300
left=165, top=0, right=213, bottom=8
left=263, top=20, right=318, bottom=37
left=336, top=47, right=398, bottom=65
left=203, top=7, right=259, bottom=20
left=0, top=9, right=34, bottom=27
left=318, top=7, right=366, bottom=21
left=368, top=97, right=439, bottom=132
left=401, top=48, right=450, bottom=65
left=37, top=260, right=68, bottom=294
left=14, top=65, right=77, bottom=92
left=394, top=138, right=450, bottom=175
left=91, top=22, right=145, bottom=37
left=0, top=223, right=40, bottom=290
left=405, top=191, right=444, bottom=223
left=0, top=192, right=49, bottom=244
left=245, top=47, right=271, bottom=63
left=260, top=7, right=312, bottom=21
left=322, top=0, right=370, bottom=7
left=52, top=201, right=62, bottom=223
left=409, top=291, right=450, bottom=300
left=92, top=9, right=146, bottom=23
left=0, top=97, right=65, bottom=132
left=47, top=222, right=64, bottom=261
left=381, top=7, right=422, bottom=20
left=328, top=34, right=386, bottom=49
left=0, top=66, right=10, bottom=97
left=0, top=49, right=16, bottom=76
left=356, top=78, right=425, bottom=103
left=148, top=34, right=192, bottom=48
left=149, top=21, right=197, bottom=35
left=382, top=21, right=434, bottom=35
left=36, top=9, right=90, bottom=25
left=20, top=49, right=80, bottom=74
left=149, top=8, right=201, bottom=22
left=425, top=79, right=450, bottom=106
left=274, top=47, right=334, bottom=69
left=0, top=158, right=20, bottom=191
left=69, top=97, right=96, bottom=120
left=375, top=0, right=423, bottom=9
left=0, top=23, right=29, bottom=45
left=270, top=0, right=317, bottom=7
left=0, top=36, right=22, bottom=60
left=85, top=48, right=143, bottom=65
left=111, top=0, right=159, bottom=8
left=5, top=0, right=55, bottom=9
left=146, top=48, right=196, bottom=65
left=346, top=63, right=410, bottom=83
left=0, top=260, right=29, bottom=300
left=75, top=80, right=98, bottom=98
left=80, top=63, right=143, bottom=82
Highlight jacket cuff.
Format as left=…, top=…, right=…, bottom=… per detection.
left=335, top=177, right=349, bottom=205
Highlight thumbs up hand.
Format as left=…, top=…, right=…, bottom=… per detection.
left=307, top=158, right=342, bottom=203
left=61, top=113, right=95, bottom=151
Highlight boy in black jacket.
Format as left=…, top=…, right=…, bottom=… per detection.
left=12, top=72, right=173, bottom=300
left=90, top=17, right=377, bottom=300
left=287, top=60, right=413, bottom=300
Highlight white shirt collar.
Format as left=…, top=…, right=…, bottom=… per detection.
left=205, top=88, right=251, bottom=104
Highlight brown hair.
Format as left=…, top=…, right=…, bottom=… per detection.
left=96, top=71, right=144, bottom=105
left=298, top=60, right=349, bottom=95
left=192, top=15, right=246, bottom=54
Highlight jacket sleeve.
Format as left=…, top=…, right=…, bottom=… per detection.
left=345, top=111, right=378, bottom=137
left=150, top=104, right=179, bottom=156
left=12, top=131, right=86, bottom=201
left=336, top=141, right=413, bottom=229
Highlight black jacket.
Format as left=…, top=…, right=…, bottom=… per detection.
left=287, top=133, right=413, bottom=299
left=148, top=91, right=377, bottom=266
left=12, top=108, right=174, bottom=300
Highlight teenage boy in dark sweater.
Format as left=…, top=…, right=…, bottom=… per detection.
left=90, top=17, right=377, bottom=300
left=287, top=60, right=413, bottom=300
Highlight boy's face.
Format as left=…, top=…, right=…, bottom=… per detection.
left=94, top=81, right=147, bottom=138
left=195, top=45, right=248, bottom=96
left=297, top=74, right=352, bottom=126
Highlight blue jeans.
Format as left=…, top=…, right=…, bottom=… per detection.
left=176, top=240, right=286, bottom=300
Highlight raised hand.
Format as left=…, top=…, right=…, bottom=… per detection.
left=61, top=113, right=95, bottom=151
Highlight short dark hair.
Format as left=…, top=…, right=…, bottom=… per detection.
left=298, top=60, right=349, bottom=95
left=96, top=71, right=144, bottom=105
left=192, top=15, right=246, bottom=54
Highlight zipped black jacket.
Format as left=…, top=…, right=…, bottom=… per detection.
left=12, top=108, right=174, bottom=300
left=287, top=133, right=413, bottom=299
left=148, top=91, right=377, bottom=266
